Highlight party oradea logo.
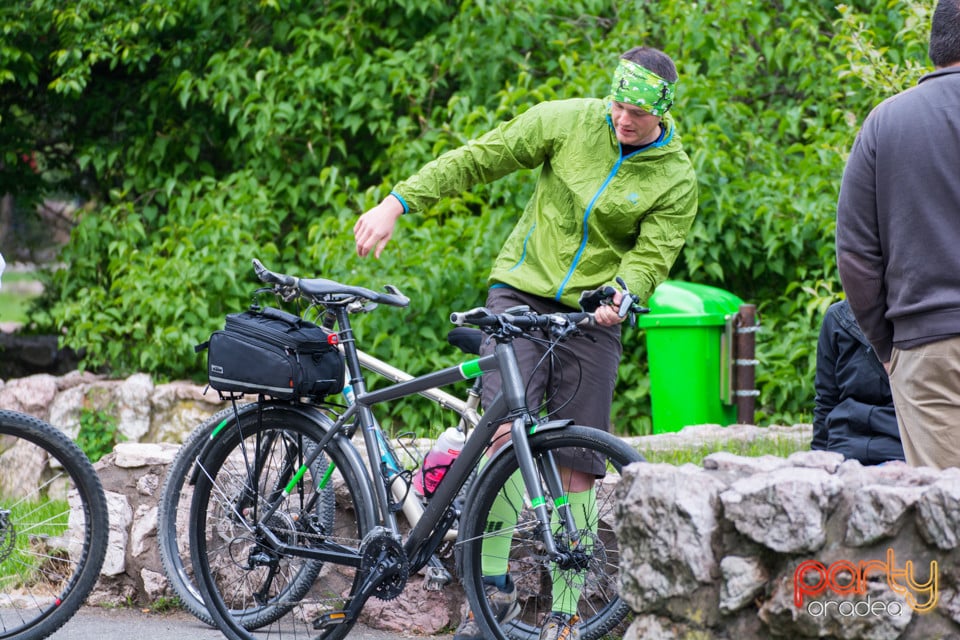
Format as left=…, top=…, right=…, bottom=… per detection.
left=793, top=548, right=938, bottom=617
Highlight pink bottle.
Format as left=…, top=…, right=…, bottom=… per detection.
left=413, top=427, right=466, bottom=497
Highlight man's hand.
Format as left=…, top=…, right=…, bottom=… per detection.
left=594, top=291, right=626, bottom=326
left=354, top=195, right=404, bottom=259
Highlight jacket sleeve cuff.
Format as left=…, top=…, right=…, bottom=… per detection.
left=389, top=190, right=410, bottom=214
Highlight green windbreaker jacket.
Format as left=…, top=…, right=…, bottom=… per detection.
left=391, top=98, right=698, bottom=308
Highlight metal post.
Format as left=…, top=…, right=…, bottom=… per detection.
left=733, top=304, right=760, bottom=424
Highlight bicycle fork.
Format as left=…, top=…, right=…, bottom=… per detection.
left=495, top=342, right=583, bottom=563
left=508, top=419, right=582, bottom=558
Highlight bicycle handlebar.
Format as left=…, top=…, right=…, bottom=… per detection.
left=252, top=258, right=410, bottom=308
left=449, top=307, right=595, bottom=346
left=449, top=307, right=592, bottom=328
left=450, top=278, right=648, bottom=340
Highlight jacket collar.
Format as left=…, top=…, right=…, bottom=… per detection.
left=918, top=65, right=960, bottom=85
left=835, top=301, right=872, bottom=348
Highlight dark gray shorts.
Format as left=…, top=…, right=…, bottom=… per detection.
left=479, top=287, right=622, bottom=476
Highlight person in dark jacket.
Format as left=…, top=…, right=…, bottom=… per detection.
left=813, top=300, right=904, bottom=465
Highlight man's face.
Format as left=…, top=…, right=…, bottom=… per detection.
left=611, top=101, right=662, bottom=146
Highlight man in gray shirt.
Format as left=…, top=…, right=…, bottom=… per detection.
left=836, top=0, right=960, bottom=470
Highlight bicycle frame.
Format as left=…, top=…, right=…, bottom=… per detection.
left=245, top=307, right=575, bottom=583
left=356, top=349, right=480, bottom=428
left=352, top=349, right=481, bottom=546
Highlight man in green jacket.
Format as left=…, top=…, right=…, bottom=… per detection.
left=355, top=46, right=697, bottom=640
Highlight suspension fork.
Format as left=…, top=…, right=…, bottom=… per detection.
left=494, top=341, right=577, bottom=560
left=536, top=448, right=581, bottom=544
left=510, top=417, right=580, bottom=563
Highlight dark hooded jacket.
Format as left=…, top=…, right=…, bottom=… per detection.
left=812, top=300, right=905, bottom=465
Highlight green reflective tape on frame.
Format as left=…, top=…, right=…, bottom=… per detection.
left=459, top=358, right=483, bottom=379
left=285, top=464, right=309, bottom=494
left=554, top=495, right=569, bottom=508
left=317, top=461, right=336, bottom=490
left=210, top=417, right=230, bottom=440
left=531, top=496, right=546, bottom=509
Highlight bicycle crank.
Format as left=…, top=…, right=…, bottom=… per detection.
left=313, top=527, right=410, bottom=631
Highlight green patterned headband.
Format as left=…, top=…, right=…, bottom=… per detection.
left=610, top=58, right=676, bottom=117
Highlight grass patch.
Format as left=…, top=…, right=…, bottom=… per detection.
left=0, top=272, right=42, bottom=325
left=0, top=498, right=71, bottom=588
left=640, top=436, right=808, bottom=466
left=148, top=596, right=184, bottom=613
left=76, top=405, right=123, bottom=463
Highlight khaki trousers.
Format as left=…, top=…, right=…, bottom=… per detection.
left=889, top=335, right=960, bottom=470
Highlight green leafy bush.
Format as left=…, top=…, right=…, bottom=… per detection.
left=76, top=405, right=123, bottom=463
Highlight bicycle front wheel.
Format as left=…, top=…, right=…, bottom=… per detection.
left=189, top=404, right=376, bottom=640
left=0, top=410, right=109, bottom=640
left=459, top=425, right=644, bottom=640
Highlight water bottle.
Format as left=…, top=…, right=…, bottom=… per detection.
left=413, top=427, right=466, bottom=498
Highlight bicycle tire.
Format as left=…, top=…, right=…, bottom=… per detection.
left=158, top=404, right=337, bottom=630
left=459, top=425, right=643, bottom=640
left=189, top=405, right=376, bottom=640
left=0, top=409, right=109, bottom=640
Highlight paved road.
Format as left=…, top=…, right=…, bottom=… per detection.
left=48, top=606, right=454, bottom=640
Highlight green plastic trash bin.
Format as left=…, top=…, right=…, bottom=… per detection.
left=637, top=281, right=745, bottom=434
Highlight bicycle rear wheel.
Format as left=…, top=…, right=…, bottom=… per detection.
left=158, top=403, right=337, bottom=629
left=459, top=425, right=643, bottom=640
left=189, top=405, right=376, bottom=640
left=0, top=410, right=109, bottom=640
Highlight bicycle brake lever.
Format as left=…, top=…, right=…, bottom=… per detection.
left=614, top=277, right=635, bottom=319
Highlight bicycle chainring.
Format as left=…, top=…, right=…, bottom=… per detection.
left=359, top=527, right=409, bottom=601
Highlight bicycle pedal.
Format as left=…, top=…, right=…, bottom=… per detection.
left=422, top=565, right=452, bottom=591
left=313, top=611, right=349, bottom=629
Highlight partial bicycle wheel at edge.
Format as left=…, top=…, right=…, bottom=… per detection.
left=157, top=406, right=236, bottom=628
left=189, top=406, right=376, bottom=640
left=459, top=425, right=643, bottom=640
left=0, top=410, right=109, bottom=640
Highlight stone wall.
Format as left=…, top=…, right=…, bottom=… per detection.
left=0, top=371, right=225, bottom=445
left=615, top=451, right=960, bottom=640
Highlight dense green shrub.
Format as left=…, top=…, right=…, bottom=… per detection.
left=0, top=0, right=936, bottom=435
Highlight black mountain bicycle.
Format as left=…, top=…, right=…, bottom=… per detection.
left=157, top=346, right=481, bottom=627
left=0, top=410, right=109, bottom=640
left=188, top=259, right=645, bottom=640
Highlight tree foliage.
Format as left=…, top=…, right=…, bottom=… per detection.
left=0, top=0, right=936, bottom=435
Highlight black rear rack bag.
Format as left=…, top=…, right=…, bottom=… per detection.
left=200, top=307, right=344, bottom=401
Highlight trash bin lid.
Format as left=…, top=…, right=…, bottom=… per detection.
left=637, top=280, right=745, bottom=327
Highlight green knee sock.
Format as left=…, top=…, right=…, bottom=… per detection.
left=551, top=487, right=598, bottom=615
left=480, top=459, right=525, bottom=578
